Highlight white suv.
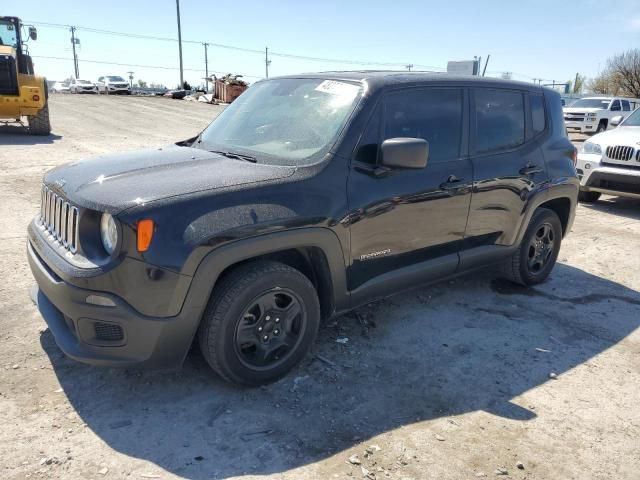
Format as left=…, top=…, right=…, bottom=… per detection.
left=576, top=108, right=640, bottom=202
left=96, top=76, right=131, bottom=95
left=564, top=96, right=639, bottom=134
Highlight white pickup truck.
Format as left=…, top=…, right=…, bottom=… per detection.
left=564, top=96, right=639, bottom=134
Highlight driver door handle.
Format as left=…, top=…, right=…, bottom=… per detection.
left=519, top=163, right=543, bottom=175
left=440, top=175, right=465, bottom=191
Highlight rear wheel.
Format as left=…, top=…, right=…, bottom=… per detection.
left=28, top=103, right=51, bottom=136
left=198, top=261, right=320, bottom=386
left=500, top=208, right=562, bottom=286
left=578, top=191, right=601, bottom=203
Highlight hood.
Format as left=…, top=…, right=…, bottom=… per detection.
left=44, top=146, right=296, bottom=214
left=587, top=126, right=640, bottom=146
left=563, top=107, right=603, bottom=114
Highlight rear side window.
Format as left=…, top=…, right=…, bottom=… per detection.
left=621, top=100, right=630, bottom=111
left=475, top=89, right=524, bottom=153
left=530, top=93, right=546, bottom=135
left=383, top=88, right=463, bottom=162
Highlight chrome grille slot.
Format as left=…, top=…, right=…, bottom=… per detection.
left=606, top=145, right=634, bottom=161
left=39, top=185, right=79, bottom=253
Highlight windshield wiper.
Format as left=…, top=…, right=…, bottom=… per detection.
left=209, top=150, right=257, bottom=163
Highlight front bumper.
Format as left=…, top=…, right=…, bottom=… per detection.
left=28, top=241, right=198, bottom=368
left=576, top=153, right=640, bottom=199
left=565, top=119, right=597, bottom=133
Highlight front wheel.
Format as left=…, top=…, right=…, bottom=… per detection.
left=500, top=208, right=562, bottom=286
left=28, top=103, right=51, bottom=136
left=198, top=261, right=320, bottom=386
left=595, top=121, right=607, bottom=133
left=578, top=191, right=601, bottom=203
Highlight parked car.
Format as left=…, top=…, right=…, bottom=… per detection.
left=70, top=79, right=98, bottom=94
left=28, top=73, right=578, bottom=385
left=96, top=75, right=131, bottom=95
left=575, top=108, right=640, bottom=202
left=51, top=81, right=70, bottom=93
left=564, top=96, right=640, bottom=134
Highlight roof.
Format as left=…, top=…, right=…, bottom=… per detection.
left=272, top=70, right=544, bottom=93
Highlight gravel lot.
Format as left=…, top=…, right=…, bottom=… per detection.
left=1, top=95, right=639, bottom=480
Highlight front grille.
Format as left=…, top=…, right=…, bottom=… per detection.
left=606, top=145, right=635, bottom=161
left=94, top=322, right=124, bottom=342
left=40, top=186, right=79, bottom=253
left=565, top=113, right=585, bottom=121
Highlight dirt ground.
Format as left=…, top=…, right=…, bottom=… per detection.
left=1, top=95, right=639, bottom=480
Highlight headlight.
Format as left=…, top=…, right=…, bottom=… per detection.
left=587, top=112, right=597, bottom=117
left=100, top=213, right=118, bottom=255
left=582, top=142, right=602, bottom=155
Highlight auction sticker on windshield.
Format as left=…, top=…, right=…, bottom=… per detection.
left=315, top=80, right=360, bottom=98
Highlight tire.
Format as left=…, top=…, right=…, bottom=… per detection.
left=578, top=191, right=601, bottom=203
left=500, top=208, right=562, bottom=286
left=198, top=261, right=320, bottom=386
left=595, top=121, right=607, bottom=133
left=28, top=103, right=51, bottom=136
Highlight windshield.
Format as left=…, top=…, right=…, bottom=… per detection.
left=199, top=78, right=362, bottom=165
left=77, top=80, right=92, bottom=85
left=107, top=76, right=125, bottom=82
left=571, top=98, right=611, bottom=109
left=621, top=108, right=640, bottom=127
left=0, top=19, right=18, bottom=48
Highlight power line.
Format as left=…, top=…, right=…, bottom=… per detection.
left=27, top=20, right=445, bottom=70
left=32, top=55, right=263, bottom=79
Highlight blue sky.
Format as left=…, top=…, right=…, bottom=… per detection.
left=9, top=0, right=640, bottom=88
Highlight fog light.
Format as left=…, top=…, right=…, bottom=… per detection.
left=85, top=295, right=116, bottom=307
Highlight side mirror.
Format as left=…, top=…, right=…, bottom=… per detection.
left=610, top=115, right=624, bottom=127
left=380, top=138, right=429, bottom=169
left=28, top=26, right=38, bottom=41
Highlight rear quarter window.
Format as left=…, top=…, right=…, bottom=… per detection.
left=530, top=93, right=547, bottom=135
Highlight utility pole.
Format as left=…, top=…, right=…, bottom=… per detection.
left=265, top=47, right=271, bottom=78
left=176, top=0, right=184, bottom=87
left=70, top=26, right=79, bottom=78
left=203, top=43, right=209, bottom=92
left=405, top=64, right=413, bottom=71
left=127, top=71, right=134, bottom=88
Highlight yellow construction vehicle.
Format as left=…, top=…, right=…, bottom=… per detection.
left=0, top=16, right=50, bottom=135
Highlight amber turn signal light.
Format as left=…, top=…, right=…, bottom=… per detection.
left=137, top=219, right=154, bottom=252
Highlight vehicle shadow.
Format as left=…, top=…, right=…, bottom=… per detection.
left=581, top=195, right=640, bottom=221
left=0, top=126, right=61, bottom=145
left=40, top=263, right=640, bottom=479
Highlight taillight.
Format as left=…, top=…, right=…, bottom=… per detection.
left=32, top=94, right=40, bottom=101
left=571, top=147, right=577, bottom=166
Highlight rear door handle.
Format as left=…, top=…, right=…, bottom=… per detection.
left=440, top=175, right=465, bottom=191
left=519, top=164, right=543, bottom=175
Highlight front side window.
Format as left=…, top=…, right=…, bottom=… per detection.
left=0, top=19, right=18, bottom=49
left=383, top=88, right=463, bottom=162
left=610, top=100, right=621, bottom=111
left=199, top=78, right=362, bottom=165
left=621, top=100, right=630, bottom=111
left=354, top=104, right=381, bottom=165
left=530, top=93, right=546, bottom=135
left=475, top=89, right=525, bottom=153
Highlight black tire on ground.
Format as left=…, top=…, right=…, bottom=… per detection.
left=198, top=261, right=320, bottom=386
left=28, top=103, right=51, bottom=136
left=578, top=191, right=601, bottom=203
left=500, top=208, right=562, bottom=286
left=596, top=120, right=607, bottom=133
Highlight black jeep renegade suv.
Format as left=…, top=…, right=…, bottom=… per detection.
left=28, top=72, right=578, bottom=385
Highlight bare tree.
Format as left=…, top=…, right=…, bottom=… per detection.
left=606, top=49, right=640, bottom=98
left=587, top=72, right=614, bottom=94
